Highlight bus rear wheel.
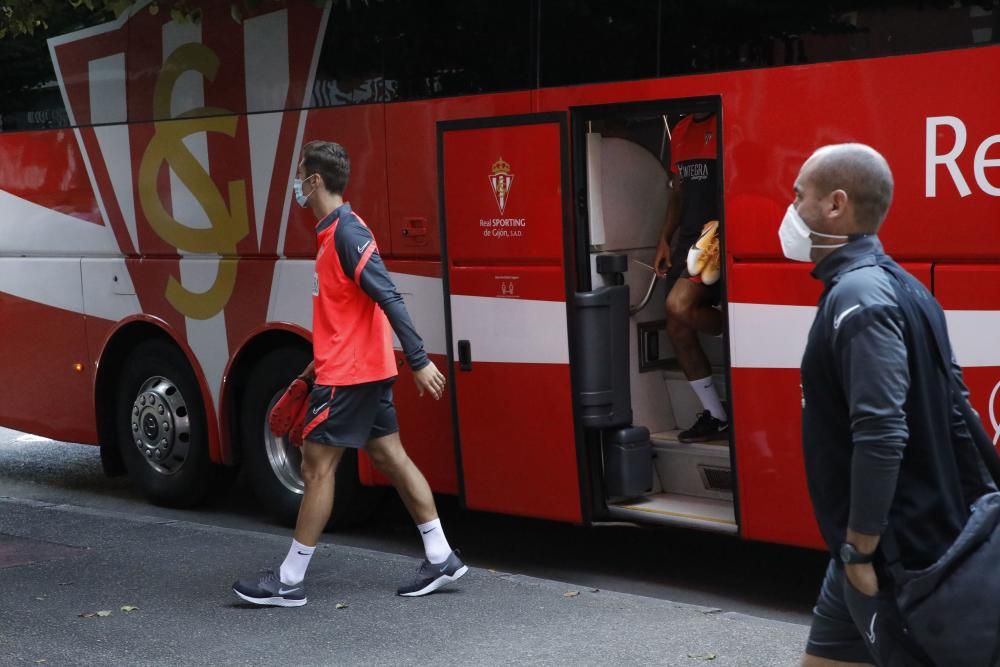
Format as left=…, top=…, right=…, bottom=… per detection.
left=115, top=339, right=214, bottom=507
left=240, top=347, right=384, bottom=528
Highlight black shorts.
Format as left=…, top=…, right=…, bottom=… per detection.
left=806, top=559, right=927, bottom=665
left=301, top=378, right=399, bottom=449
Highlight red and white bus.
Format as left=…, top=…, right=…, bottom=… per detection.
left=1, top=0, right=998, bottom=548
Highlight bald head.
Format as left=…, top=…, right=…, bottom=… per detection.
left=802, top=144, right=894, bottom=233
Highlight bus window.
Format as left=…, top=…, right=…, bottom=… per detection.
left=540, top=0, right=659, bottom=87
left=382, top=0, right=533, bottom=101
left=0, top=8, right=107, bottom=133
left=312, top=2, right=388, bottom=107
left=659, top=1, right=998, bottom=76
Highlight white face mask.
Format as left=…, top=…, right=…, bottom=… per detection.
left=778, top=203, right=848, bottom=262
left=293, top=175, right=315, bottom=208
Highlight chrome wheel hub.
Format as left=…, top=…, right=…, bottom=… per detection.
left=131, top=376, right=190, bottom=475
left=264, top=391, right=304, bottom=495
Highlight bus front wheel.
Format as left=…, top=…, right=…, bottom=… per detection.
left=114, top=339, right=214, bottom=507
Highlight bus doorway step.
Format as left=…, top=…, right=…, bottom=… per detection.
left=606, top=493, right=736, bottom=534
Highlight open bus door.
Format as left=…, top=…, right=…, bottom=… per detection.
left=437, top=114, right=586, bottom=523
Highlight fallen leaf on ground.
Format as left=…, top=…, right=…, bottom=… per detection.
left=335, top=602, right=348, bottom=609
left=120, top=605, right=139, bottom=612
left=563, top=591, right=579, bottom=598
left=34, top=660, right=46, bottom=664
left=687, top=653, right=717, bottom=661
left=96, top=610, right=112, bottom=617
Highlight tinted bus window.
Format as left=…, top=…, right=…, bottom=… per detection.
left=659, top=1, right=998, bottom=76
left=382, top=0, right=533, bottom=101
left=0, top=36, right=67, bottom=132
left=540, top=0, right=659, bottom=87
left=0, top=8, right=118, bottom=133
left=0, top=12, right=105, bottom=133
left=313, top=2, right=389, bottom=107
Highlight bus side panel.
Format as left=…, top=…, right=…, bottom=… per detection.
left=721, top=48, right=1000, bottom=263
left=728, top=263, right=823, bottom=547
left=535, top=45, right=1000, bottom=263
left=365, top=259, right=458, bottom=495
left=935, top=265, right=1000, bottom=447
left=0, top=274, right=97, bottom=444
left=384, top=92, right=532, bottom=259
left=730, top=366, right=819, bottom=546
left=0, top=129, right=100, bottom=226
left=729, top=263, right=931, bottom=548
left=0, top=128, right=110, bottom=444
left=287, top=103, right=391, bottom=258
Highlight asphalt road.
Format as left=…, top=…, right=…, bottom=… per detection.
left=0, top=427, right=827, bottom=627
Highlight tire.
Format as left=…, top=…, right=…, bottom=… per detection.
left=240, top=347, right=385, bottom=529
left=115, top=338, right=214, bottom=507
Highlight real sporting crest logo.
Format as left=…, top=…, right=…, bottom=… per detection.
left=489, top=157, right=514, bottom=214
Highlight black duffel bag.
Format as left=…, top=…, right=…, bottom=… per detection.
left=886, top=492, right=1000, bottom=666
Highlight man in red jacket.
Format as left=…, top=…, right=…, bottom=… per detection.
left=234, top=141, right=466, bottom=606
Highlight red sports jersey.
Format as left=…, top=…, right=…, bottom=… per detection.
left=312, top=204, right=397, bottom=386
left=670, top=113, right=719, bottom=241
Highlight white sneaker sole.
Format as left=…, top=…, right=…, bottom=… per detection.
left=398, top=565, right=469, bottom=597
left=233, top=588, right=307, bottom=607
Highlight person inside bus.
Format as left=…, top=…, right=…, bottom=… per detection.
left=653, top=111, right=727, bottom=443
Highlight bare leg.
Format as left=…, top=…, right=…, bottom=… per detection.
left=666, top=317, right=712, bottom=381
left=667, top=278, right=722, bottom=336
left=666, top=281, right=713, bottom=382
left=365, top=432, right=437, bottom=525
left=292, top=440, right=345, bottom=546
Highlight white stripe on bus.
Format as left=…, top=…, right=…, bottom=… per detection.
left=450, top=295, right=569, bottom=365
left=729, top=302, right=1000, bottom=369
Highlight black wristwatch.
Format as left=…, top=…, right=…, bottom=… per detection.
left=840, top=542, right=875, bottom=565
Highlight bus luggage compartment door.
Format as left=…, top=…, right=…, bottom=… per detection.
left=438, top=114, right=584, bottom=523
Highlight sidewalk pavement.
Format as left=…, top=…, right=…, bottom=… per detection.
left=0, top=496, right=807, bottom=666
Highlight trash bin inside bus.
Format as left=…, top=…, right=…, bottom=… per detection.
left=573, top=259, right=631, bottom=429
left=604, top=425, right=653, bottom=499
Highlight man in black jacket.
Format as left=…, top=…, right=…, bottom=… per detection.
left=786, top=144, right=994, bottom=666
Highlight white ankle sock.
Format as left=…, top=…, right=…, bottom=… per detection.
left=689, top=377, right=727, bottom=422
left=417, top=518, right=452, bottom=564
left=279, top=539, right=315, bottom=585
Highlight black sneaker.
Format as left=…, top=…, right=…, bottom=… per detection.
left=397, top=550, right=468, bottom=597
left=678, top=410, right=729, bottom=443
left=233, top=568, right=307, bottom=607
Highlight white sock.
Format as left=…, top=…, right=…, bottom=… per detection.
left=279, top=539, right=315, bottom=585
left=689, top=377, right=727, bottom=422
left=417, top=518, right=452, bottom=564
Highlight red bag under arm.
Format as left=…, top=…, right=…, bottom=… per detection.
left=268, top=378, right=310, bottom=437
